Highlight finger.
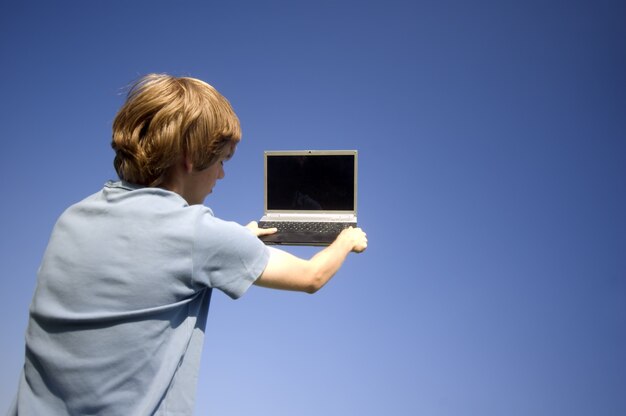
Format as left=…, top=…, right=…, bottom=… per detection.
left=258, top=227, right=278, bottom=236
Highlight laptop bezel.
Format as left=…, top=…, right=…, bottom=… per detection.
left=263, top=150, right=358, bottom=218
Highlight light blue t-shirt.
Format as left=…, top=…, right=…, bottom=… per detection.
left=10, top=181, right=269, bottom=415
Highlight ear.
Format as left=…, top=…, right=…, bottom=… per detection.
left=183, top=153, right=194, bottom=173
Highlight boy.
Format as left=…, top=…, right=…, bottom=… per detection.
left=10, top=74, right=367, bottom=414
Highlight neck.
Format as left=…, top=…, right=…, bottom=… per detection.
left=160, top=165, right=190, bottom=203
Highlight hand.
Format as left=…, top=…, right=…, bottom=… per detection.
left=245, top=221, right=278, bottom=237
left=339, top=226, right=368, bottom=253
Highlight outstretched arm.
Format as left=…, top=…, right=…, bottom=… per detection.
left=252, top=226, right=368, bottom=294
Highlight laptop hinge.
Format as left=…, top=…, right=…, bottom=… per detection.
left=262, top=213, right=356, bottom=222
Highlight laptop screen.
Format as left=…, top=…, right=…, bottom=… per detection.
left=266, top=152, right=356, bottom=212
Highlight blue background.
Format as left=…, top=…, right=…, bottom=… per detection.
left=1, top=1, right=625, bottom=414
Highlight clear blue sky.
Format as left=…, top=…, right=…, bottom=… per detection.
left=1, top=1, right=625, bottom=414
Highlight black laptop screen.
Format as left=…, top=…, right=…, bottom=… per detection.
left=266, top=154, right=355, bottom=211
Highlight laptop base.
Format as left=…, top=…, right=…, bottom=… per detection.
left=259, top=232, right=339, bottom=246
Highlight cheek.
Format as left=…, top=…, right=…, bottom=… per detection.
left=208, top=167, right=220, bottom=184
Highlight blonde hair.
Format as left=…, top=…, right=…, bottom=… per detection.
left=111, top=74, right=241, bottom=187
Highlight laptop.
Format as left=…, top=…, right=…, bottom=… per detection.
left=258, top=150, right=358, bottom=246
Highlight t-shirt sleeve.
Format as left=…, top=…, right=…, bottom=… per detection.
left=192, top=211, right=269, bottom=299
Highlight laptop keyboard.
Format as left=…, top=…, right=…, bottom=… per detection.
left=258, top=221, right=355, bottom=234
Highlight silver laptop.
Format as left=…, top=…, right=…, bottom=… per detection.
left=258, top=150, right=358, bottom=246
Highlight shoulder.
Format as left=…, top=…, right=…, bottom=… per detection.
left=193, top=210, right=257, bottom=245
left=192, top=210, right=268, bottom=265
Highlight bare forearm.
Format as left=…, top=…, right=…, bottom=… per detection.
left=306, top=236, right=354, bottom=292
left=255, top=227, right=368, bottom=294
